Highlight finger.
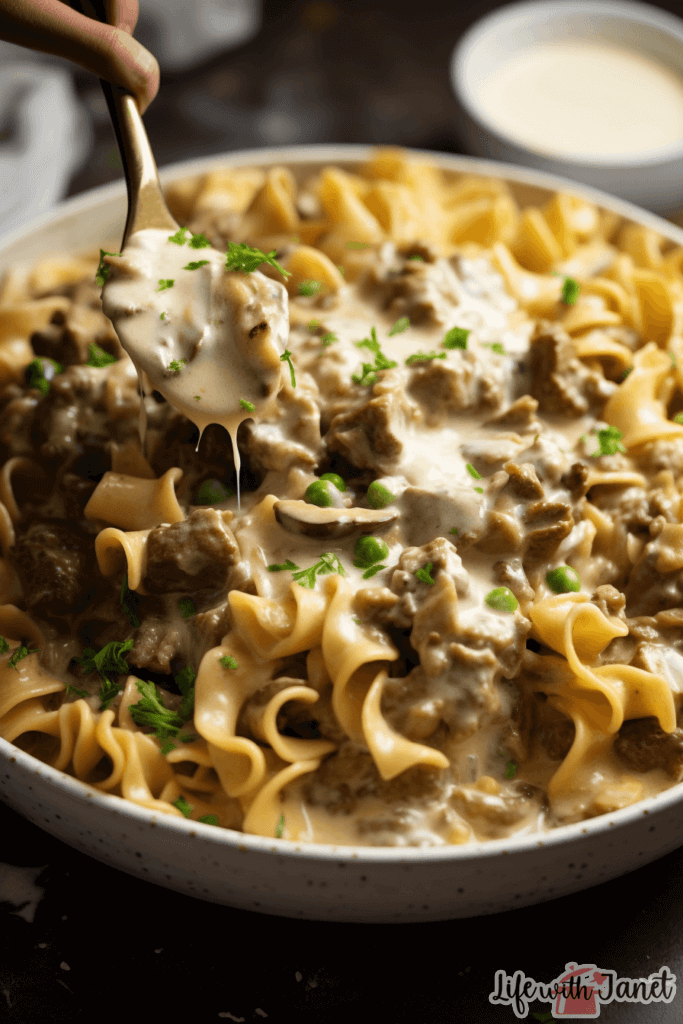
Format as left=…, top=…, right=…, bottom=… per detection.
left=0, top=0, right=158, bottom=112
left=104, top=0, right=139, bottom=33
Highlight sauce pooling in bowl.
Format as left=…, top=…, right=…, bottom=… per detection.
left=100, top=228, right=290, bottom=504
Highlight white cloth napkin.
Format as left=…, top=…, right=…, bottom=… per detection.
left=0, top=41, right=92, bottom=238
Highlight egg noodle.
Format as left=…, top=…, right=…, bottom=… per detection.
left=2, top=148, right=683, bottom=846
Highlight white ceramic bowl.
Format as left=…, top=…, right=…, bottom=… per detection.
left=451, top=0, right=683, bottom=214
left=3, top=144, right=683, bottom=923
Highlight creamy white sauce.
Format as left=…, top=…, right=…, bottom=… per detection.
left=476, top=41, right=683, bottom=158
left=101, top=229, right=289, bottom=505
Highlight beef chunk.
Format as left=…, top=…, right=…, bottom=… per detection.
left=143, top=509, right=239, bottom=594
left=614, top=717, right=683, bottom=779
left=529, top=320, right=615, bottom=415
left=325, top=371, right=412, bottom=474
left=130, top=616, right=184, bottom=674
left=12, top=520, right=92, bottom=613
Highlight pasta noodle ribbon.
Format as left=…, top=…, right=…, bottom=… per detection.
left=243, top=167, right=299, bottom=236
left=229, top=575, right=337, bottom=660
left=0, top=605, right=44, bottom=648
left=95, top=527, right=150, bottom=591
left=0, top=457, right=44, bottom=523
left=322, top=577, right=399, bottom=742
left=241, top=757, right=322, bottom=838
left=603, top=342, right=683, bottom=448
left=249, top=684, right=336, bottom=762
left=194, top=638, right=276, bottom=797
left=85, top=468, right=184, bottom=531
left=362, top=669, right=449, bottom=780
left=490, top=242, right=562, bottom=317
left=281, top=244, right=345, bottom=297
left=530, top=594, right=675, bottom=734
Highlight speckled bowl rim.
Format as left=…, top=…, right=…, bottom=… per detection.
left=2, top=141, right=683, bottom=864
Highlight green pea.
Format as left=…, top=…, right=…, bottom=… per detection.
left=545, top=566, right=581, bottom=594
left=353, top=535, right=389, bottom=569
left=367, top=481, right=395, bottom=509
left=319, top=472, right=346, bottom=492
left=305, top=480, right=336, bottom=507
left=485, top=587, right=518, bottom=613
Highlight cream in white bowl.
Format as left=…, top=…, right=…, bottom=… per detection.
left=451, top=0, right=683, bottom=213
left=3, top=145, right=683, bottom=921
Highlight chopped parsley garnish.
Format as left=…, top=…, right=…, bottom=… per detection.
left=320, top=332, right=338, bottom=348
left=675, top=413, right=683, bottom=425
left=268, top=553, right=345, bottom=589
left=188, top=232, right=211, bottom=249
left=220, top=655, right=238, bottom=669
left=168, top=227, right=190, bottom=245
left=194, top=396, right=201, bottom=402
left=298, top=280, right=322, bottom=297
left=120, top=573, right=140, bottom=628
left=280, top=349, right=296, bottom=387
left=337, top=266, right=345, bottom=276
left=450, top=527, right=458, bottom=535
left=346, top=241, right=369, bottom=249
left=0, top=637, right=9, bottom=654
left=414, top=563, right=435, bottom=586
left=174, top=796, right=193, bottom=818
left=65, top=684, right=90, bottom=699
left=408, top=254, right=424, bottom=261
left=546, top=566, right=581, bottom=594
left=8, top=645, right=35, bottom=669
left=225, top=242, right=291, bottom=278
left=505, top=760, right=517, bottom=779
left=183, top=260, right=209, bottom=271
left=622, top=366, right=633, bottom=379
left=367, top=481, right=395, bottom=509
left=275, top=814, right=285, bottom=838
left=483, top=342, right=506, bottom=355
left=96, top=249, right=121, bottom=287
left=26, top=358, right=63, bottom=396
left=485, top=587, right=518, bottom=613
left=160, top=312, right=167, bottom=321
left=158, top=279, right=174, bottom=291
left=175, top=665, right=196, bottom=720
left=307, top=319, right=322, bottom=331
left=86, top=343, right=117, bottom=369
left=129, top=679, right=185, bottom=751
left=405, top=350, right=446, bottom=365
left=466, top=463, right=482, bottom=480
left=267, top=559, right=300, bottom=573
left=239, top=399, right=256, bottom=412
left=199, top=814, right=219, bottom=826
left=443, top=326, right=469, bottom=350
left=168, top=359, right=186, bottom=374
left=352, top=327, right=397, bottom=386
left=671, top=352, right=677, bottom=368
left=560, top=276, right=580, bottom=305
left=194, top=479, right=234, bottom=504
left=178, top=597, right=195, bottom=619
left=75, top=639, right=133, bottom=711
left=388, top=317, right=410, bottom=336
left=474, top=487, right=484, bottom=494
left=591, top=425, right=626, bottom=457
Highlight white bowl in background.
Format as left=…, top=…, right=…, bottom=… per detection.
left=3, top=145, right=683, bottom=923
left=451, top=0, right=683, bottom=215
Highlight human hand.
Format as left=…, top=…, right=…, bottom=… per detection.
left=0, top=0, right=159, bottom=113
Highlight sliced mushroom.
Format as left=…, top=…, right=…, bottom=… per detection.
left=274, top=500, right=398, bottom=538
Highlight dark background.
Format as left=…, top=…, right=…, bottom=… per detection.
left=3, top=0, right=683, bottom=1020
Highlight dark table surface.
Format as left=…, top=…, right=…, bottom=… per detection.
left=4, top=1, right=683, bottom=1020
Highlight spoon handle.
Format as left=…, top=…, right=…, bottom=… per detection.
left=76, top=0, right=178, bottom=246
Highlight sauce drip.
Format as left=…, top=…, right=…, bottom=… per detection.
left=101, top=228, right=290, bottom=508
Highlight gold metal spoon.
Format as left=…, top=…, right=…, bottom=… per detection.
left=77, top=0, right=178, bottom=247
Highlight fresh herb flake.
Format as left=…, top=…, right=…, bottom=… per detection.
left=388, top=317, right=410, bottom=336
left=414, top=562, right=435, bottom=586
left=561, top=276, right=580, bottom=305
left=320, top=332, right=338, bottom=348
left=174, top=796, right=193, bottom=818
left=220, top=655, right=238, bottom=669
left=346, top=241, right=369, bottom=249
left=239, top=399, right=256, bottom=412
left=405, top=350, right=446, bottom=365
left=169, top=359, right=186, bottom=374
left=178, top=597, right=195, bottom=619
left=199, top=814, right=219, bottom=826
left=268, top=560, right=300, bottom=573
left=591, top=425, right=626, bottom=457
left=505, top=760, right=518, bottom=779
left=189, top=232, right=211, bottom=249
left=443, top=326, right=469, bottom=350
left=0, top=637, right=9, bottom=654
left=128, top=678, right=185, bottom=748
left=225, top=242, right=291, bottom=278
left=183, top=260, right=209, bottom=271
left=298, top=280, right=322, bottom=297
left=7, top=645, right=31, bottom=669
left=291, top=552, right=346, bottom=589
left=280, top=349, right=297, bottom=387
left=157, top=279, right=174, bottom=291
left=75, top=639, right=133, bottom=710
left=86, top=344, right=116, bottom=368
left=466, top=463, right=482, bottom=480
left=168, top=227, right=190, bottom=245
left=275, top=814, right=285, bottom=838
left=96, top=249, right=121, bottom=287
